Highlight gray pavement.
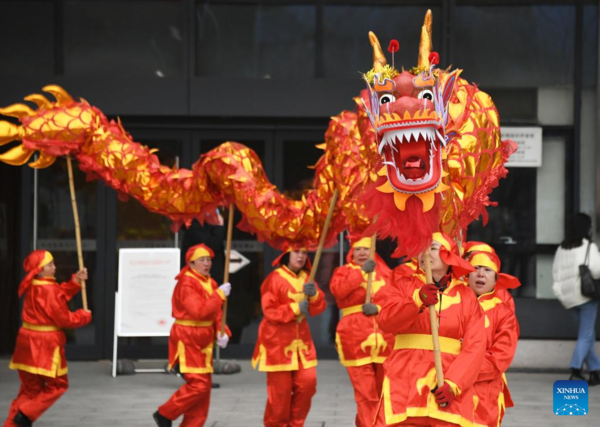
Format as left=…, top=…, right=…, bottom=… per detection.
left=0, top=359, right=598, bottom=426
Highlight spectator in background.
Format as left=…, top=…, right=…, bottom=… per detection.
left=553, top=213, right=600, bottom=385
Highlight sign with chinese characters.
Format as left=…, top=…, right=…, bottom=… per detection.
left=502, top=127, right=543, bottom=168
left=117, top=248, right=180, bottom=336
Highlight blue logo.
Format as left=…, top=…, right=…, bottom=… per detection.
left=553, top=380, right=588, bottom=415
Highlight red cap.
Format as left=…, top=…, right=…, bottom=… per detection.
left=19, top=250, right=53, bottom=297
left=272, top=243, right=312, bottom=270
left=432, top=232, right=475, bottom=278
left=464, top=242, right=521, bottom=290
left=185, top=244, right=215, bottom=263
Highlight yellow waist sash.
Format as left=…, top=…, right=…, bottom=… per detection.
left=22, top=322, right=60, bottom=332
left=341, top=305, right=364, bottom=317
left=394, top=334, right=462, bottom=355
left=174, top=319, right=213, bottom=327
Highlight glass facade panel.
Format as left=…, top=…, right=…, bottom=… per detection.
left=195, top=3, right=316, bottom=78
left=64, top=0, right=185, bottom=77
left=115, top=139, right=182, bottom=347
left=116, top=140, right=181, bottom=249
left=281, top=137, right=340, bottom=347
left=195, top=138, right=266, bottom=347
left=0, top=1, right=55, bottom=75
left=583, top=5, right=598, bottom=88
left=36, top=158, right=98, bottom=346
left=455, top=6, right=575, bottom=88
left=467, top=167, right=537, bottom=299
left=323, top=6, right=442, bottom=79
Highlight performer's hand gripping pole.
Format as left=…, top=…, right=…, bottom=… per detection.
left=66, top=156, right=88, bottom=311
left=297, top=189, right=338, bottom=323
left=423, top=250, right=446, bottom=404
left=364, top=232, right=377, bottom=304
left=220, top=203, right=235, bottom=336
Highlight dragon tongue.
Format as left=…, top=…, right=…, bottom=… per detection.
left=397, top=139, right=429, bottom=179
left=402, top=156, right=426, bottom=179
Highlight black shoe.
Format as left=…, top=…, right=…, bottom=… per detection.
left=13, top=411, right=32, bottom=427
left=153, top=411, right=172, bottom=427
left=569, top=368, right=587, bottom=382
left=211, top=382, right=221, bottom=389
left=167, top=362, right=182, bottom=378
left=589, top=371, right=600, bottom=386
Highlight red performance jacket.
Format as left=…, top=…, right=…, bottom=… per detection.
left=252, top=266, right=326, bottom=372
left=374, top=271, right=485, bottom=426
left=330, top=261, right=394, bottom=367
left=10, top=277, right=91, bottom=377
left=168, top=269, right=229, bottom=374
left=472, top=290, right=519, bottom=427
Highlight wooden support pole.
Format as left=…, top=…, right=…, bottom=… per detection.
left=66, top=156, right=88, bottom=311
left=220, top=203, right=235, bottom=335
left=297, top=189, right=339, bottom=322
left=424, top=250, right=445, bottom=390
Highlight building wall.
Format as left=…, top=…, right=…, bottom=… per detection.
left=0, top=0, right=598, bottom=359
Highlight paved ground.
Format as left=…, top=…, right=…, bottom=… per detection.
left=0, top=359, right=597, bottom=426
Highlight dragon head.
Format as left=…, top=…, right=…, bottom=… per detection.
left=358, top=10, right=515, bottom=257
left=361, top=11, right=458, bottom=202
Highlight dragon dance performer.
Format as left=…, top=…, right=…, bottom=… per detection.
left=5, top=250, right=91, bottom=427
left=252, top=247, right=327, bottom=427
left=463, top=242, right=520, bottom=427
left=330, top=236, right=394, bottom=427
left=374, top=232, right=484, bottom=426
left=153, top=244, right=232, bottom=427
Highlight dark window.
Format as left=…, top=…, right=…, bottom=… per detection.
left=195, top=3, right=316, bottom=78
left=455, top=6, right=575, bottom=88
left=64, top=0, right=185, bottom=77
left=323, top=6, right=443, bottom=78
left=583, top=4, right=598, bottom=88
left=0, top=1, right=55, bottom=75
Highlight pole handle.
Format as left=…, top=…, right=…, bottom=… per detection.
left=424, top=250, right=444, bottom=389
left=364, top=232, right=377, bottom=304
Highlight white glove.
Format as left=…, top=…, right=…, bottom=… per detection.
left=217, top=332, right=229, bottom=349
left=219, top=282, right=231, bottom=297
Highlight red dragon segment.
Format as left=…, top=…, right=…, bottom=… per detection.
left=0, top=11, right=514, bottom=254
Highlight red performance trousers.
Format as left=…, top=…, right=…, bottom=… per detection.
left=377, top=416, right=457, bottom=427
left=347, top=363, right=385, bottom=427
left=4, top=371, right=68, bottom=426
left=264, top=366, right=317, bottom=427
left=399, top=418, right=456, bottom=426
left=158, top=373, right=211, bottom=427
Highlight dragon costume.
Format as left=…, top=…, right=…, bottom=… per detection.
left=0, top=11, right=514, bottom=255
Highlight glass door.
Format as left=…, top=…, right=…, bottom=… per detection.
left=34, top=157, right=102, bottom=358
left=275, top=129, right=341, bottom=355
left=193, top=130, right=272, bottom=357
left=107, top=129, right=191, bottom=358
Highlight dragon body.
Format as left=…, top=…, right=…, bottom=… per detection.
left=0, top=12, right=514, bottom=254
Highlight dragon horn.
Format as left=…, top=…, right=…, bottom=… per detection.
left=417, top=9, right=433, bottom=69
left=42, top=85, right=74, bottom=106
left=24, top=94, right=52, bottom=110
left=368, top=31, right=387, bottom=72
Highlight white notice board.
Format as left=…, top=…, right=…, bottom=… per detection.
left=117, top=248, right=180, bottom=337
left=502, top=127, right=543, bottom=168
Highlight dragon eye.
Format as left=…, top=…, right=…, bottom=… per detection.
left=418, top=89, right=434, bottom=101
left=379, top=94, right=396, bottom=105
